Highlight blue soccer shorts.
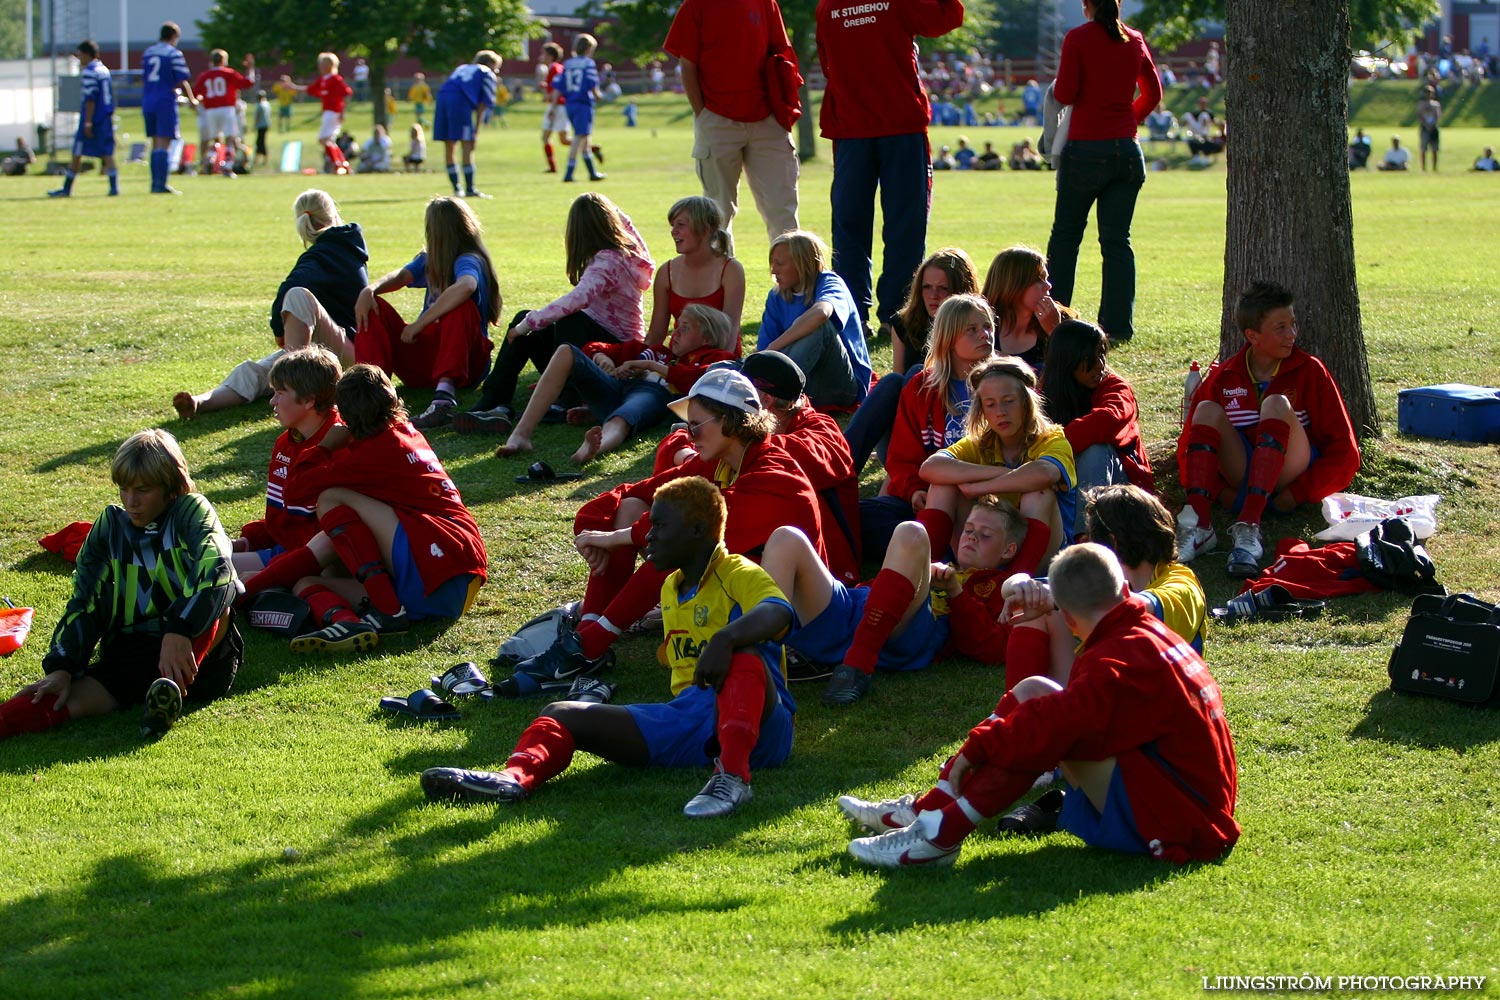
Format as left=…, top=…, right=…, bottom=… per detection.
left=787, top=579, right=948, bottom=672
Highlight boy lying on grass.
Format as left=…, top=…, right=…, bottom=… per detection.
left=840, top=543, right=1238, bottom=869
left=422, top=476, right=795, bottom=819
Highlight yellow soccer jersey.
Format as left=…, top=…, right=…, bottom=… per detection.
left=408, top=81, right=432, bottom=104
left=940, top=426, right=1076, bottom=505
left=659, top=543, right=790, bottom=696
left=273, top=81, right=297, bottom=107
left=1141, top=561, right=1207, bottom=653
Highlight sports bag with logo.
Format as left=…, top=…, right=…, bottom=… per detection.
left=1387, top=593, right=1500, bottom=706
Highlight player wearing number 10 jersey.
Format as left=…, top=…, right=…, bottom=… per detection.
left=195, top=50, right=256, bottom=141
left=141, top=22, right=197, bottom=193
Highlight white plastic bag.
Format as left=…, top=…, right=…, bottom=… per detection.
left=1314, top=493, right=1439, bottom=541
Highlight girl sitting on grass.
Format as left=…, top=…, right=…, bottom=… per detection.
left=0, top=430, right=240, bottom=741
left=354, top=196, right=502, bottom=428
left=917, top=355, right=1077, bottom=569
left=646, top=195, right=746, bottom=347
left=756, top=230, right=872, bottom=410
left=982, top=246, right=1064, bottom=375
left=456, top=192, right=654, bottom=434
left=494, top=304, right=738, bottom=464
left=1041, top=318, right=1154, bottom=539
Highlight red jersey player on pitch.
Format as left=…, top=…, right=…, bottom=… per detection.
left=195, top=50, right=256, bottom=154
left=286, top=53, right=354, bottom=174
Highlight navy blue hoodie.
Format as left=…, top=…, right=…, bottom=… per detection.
left=269, top=222, right=370, bottom=341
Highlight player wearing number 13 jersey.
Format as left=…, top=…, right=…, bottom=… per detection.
left=141, top=22, right=197, bottom=193
left=195, top=50, right=256, bottom=140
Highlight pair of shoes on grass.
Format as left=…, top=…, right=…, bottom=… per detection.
left=451, top=405, right=514, bottom=435
left=290, top=605, right=409, bottom=654
left=423, top=755, right=751, bottom=817
left=1175, top=509, right=1264, bottom=578
left=838, top=788, right=1066, bottom=868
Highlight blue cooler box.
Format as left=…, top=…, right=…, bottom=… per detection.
left=1397, top=384, right=1500, bottom=442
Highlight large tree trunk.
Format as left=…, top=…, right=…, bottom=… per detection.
left=370, top=60, right=389, bottom=129
left=1222, top=1, right=1379, bottom=436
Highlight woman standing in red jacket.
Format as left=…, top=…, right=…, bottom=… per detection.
left=1044, top=0, right=1161, bottom=344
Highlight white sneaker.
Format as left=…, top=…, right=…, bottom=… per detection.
left=1226, top=521, right=1264, bottom=578
left=683, top=760, right=752, bottom=818
left=1175, top=508, right=1218, bottom=563
left=837, top=793, right=917, bottom=833
left=848, top=819, right=960, bottom=869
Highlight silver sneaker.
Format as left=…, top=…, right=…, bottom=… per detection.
left=848, top=822, right=960, bottom=869
left=1175, top=508, right=1218, bottom=563
left=1226, top=521, right=1264, bottom=578
left=683, top=761, right=752, bottom=818
left=836, top=793, right=917, bottom=833
left=411, top=397, right=457, bottom=429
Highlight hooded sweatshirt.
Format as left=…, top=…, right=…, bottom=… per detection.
left=269, top=222, right=370, bottom=342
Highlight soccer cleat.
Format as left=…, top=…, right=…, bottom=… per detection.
left=837, top=793, right=917, bottom=833
left=591, top=144, right=605, bottom=164
left=511, top=621, right=611, bottom=686
left=464, top=189, right=493, bottom=200
left=152, top=185, right=183, bottom=195
left=420, top=767, right=528, bottom=803
left=1226, top=521, right=1265, bottom=579
left=848, top=822, right=960, bottom=869
left=47, top=188, right=70, bottom=198
left=683, top=761, right=752, bottom=818
left=1175, top=508, right=1217, bottom=563
left=290, top=619, right=379, bottom=654
left=588, top=172, right=607, bottom=182
left=784, top=649, right=834, bottom=684
left=411, top=396, right=457, bottom=429
left=358, top=603, right=410, bottom=636
left=450, top=406, right=514, bottom=435
left=997, top=787, right=1065, bottom=836
left=140, top=677, right=184, bottom=738
left=821, top=664, right=872, bottom=707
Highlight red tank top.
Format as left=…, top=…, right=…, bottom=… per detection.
left=665, top=258, right=730, bottom=317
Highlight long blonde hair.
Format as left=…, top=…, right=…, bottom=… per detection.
left=293, top=189, right=342, bottom=246
left=964, top=356, right=1054, bottom=458
left=922, top=294, right=996, bottom=416
left=423, top=196, right=502, bottom=325
left=565, top=193, right=641, bottom=286
left=769, top=230, right=829, bottom=304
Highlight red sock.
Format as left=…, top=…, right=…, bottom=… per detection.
left=325, top=141, right=348, bottom=170
left=241, top=545, right=323, bottom=601
left=1183, top=423, right=1222, bottom=522
left=1003, top=624, right=1051, bottom=692
left=503, top=715, right=576, bottom=791
left=1239, top=418, right=1292, bottom=525
left=580, top=564, right=670, bottom=659
left=544, top=143, right=556, bottom=171
left=913, top=754, right=962, bottom=812
left=916, top=507, right=954, bottom=559
left=0, top=691, right=71, bottom=739
left=715, top=653, right=768, bottom=782
left=932, top=764, right=1037, bottom=848
left=580, top=546, right=637, bottom=619
left=320, top=504, right=401, bottom=615
left=1010, top=518, right=1052, bottom=576
left=843, top=570, right=917, bottom=674
left=298, top=583, right=360, bottom=627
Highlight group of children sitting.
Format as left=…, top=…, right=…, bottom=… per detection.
left=4, top=186, right=1365, bottom=872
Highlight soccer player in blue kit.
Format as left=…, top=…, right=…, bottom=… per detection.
left=560, top=33, right=605, bottom=183
left=432, top=50, right=501, bottom=199
left=50, top=41, right=117, bottom=198
left=141, top=21, right=198, bottom=194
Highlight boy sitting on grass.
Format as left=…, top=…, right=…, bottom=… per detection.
left=1175, top=281, right=1359, bottom=578
left=239, top=364, right=487, bottom=652
left=761, top=495, right=1045, bottom=708
left=230, top=347, right=347, bottom=580
left=422, top=477, right=795, bottom=818
left=1, top=430, right=240, bottom=741
left=839, top=543, right=1239, bottom=869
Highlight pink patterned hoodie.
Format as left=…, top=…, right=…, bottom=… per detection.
left=517, top=214, right=655, bottom=342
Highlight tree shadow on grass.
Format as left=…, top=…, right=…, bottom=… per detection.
left=0, top=789, right=757, bottom=998
left=1348, top=688, right=1500, bottom=751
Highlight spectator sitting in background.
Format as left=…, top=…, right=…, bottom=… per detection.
left=1474, top=146, right=1499, bottom=171
left=1009, top=139, right=1043, bottom=170
left=933, top=145, right=956, bottom=170
left=1145, top=103, right=1177, bottom=142
left=3, top=137, right=37, bottom=175
left=977, top=142, right=1002, bottom=170
left=1183, top=97, right=1224, bottom=166
left=954, top=137, right=977, bottom=170
left=1378, top=135, right=1410, bottom=171
left=1348, top=128, right=1372, bottom=169
left=358, top=124, right=392, bottom=173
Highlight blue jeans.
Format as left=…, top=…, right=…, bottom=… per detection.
left=565, top=345, right=675, bottom=431
left=841, top=367, right=915, bottom=473
left=859, top=493, right=915, bottom=564
left=781, top=320, right=860, bottom=409
left=830, top=133, right=932, bottom=327
left=1046, top=138, right=1146, bottom=342
left=1073, top=443, right=1128, bottom=536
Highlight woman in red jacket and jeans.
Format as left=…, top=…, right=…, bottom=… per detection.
left=1044, top=0, right=1161, bottom=344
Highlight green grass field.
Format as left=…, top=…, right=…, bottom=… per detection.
left=2, top=88, right=1499, bottom=999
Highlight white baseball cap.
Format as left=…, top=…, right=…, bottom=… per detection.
left=668, top=367, right=761, bottom=421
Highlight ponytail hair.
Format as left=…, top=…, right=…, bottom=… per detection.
left=668, top=195, right=733, bottom=259
left=1091, top=0, right=1128, bottom=42
left=293, top=189, right=342, bottom=245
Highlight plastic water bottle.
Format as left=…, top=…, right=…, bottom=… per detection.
left=1182, top=361, right=1202, bottom=426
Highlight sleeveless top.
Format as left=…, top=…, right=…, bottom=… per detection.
left=665, top=257, right=730, bottom=318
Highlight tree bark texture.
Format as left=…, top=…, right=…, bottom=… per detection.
left=1222, top=0, right=1380, bottom=435
left=370, top=62, right=389, bottom=130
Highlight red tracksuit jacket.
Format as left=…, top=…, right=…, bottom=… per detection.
left=884, top=370, right=956, bottom=503
left=961, top=595, right=1240, bottom=863
left=582, top=339, right=738, bottom=395
left=1063, top=370, right=1154, bottom=493
left=240, top=415, right=343, bottom=552
left=777, top=404, right=861, bottom=584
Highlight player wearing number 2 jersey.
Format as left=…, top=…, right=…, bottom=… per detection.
left=141, top=22, right=198, bottom=194
left=433, top=50, right=501, bottom=198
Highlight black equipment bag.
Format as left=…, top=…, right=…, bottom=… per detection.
left=1387, top=593, right=1500, bottom=705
